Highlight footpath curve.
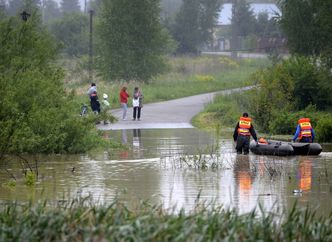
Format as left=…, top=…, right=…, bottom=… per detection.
left=97, top=86, right=252, bottom=130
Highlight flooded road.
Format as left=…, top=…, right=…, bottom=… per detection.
left=1, top=128, right=332, bottom=214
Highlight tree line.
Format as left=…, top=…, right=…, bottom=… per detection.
left=0, top=0, right=294, bottom=81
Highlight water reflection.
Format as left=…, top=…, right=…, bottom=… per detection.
left=297, top=159, right=312, bottom=192
left=0, top=129, right=331, bottom=215
left=133, top=129, right=143, bottom=159
left=119, top=129, right=129, bottom=159
left=121, top=129, right=128, bottom=144
left=234, top=155, right=253, bottom=207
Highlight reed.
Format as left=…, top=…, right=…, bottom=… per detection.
left=0, top=198, right=331, bottom=241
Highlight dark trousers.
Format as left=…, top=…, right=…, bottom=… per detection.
left=90, top=98, right=100, bottom=113
left=133, top=107, right=141, bottom=119
left=236, top=135, right=250, bottom=155
left=300, top=137, right=312, bottom=143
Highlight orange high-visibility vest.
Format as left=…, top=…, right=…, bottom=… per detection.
left=238, top=117, right=252, bottom=136
left=298, top=118, right=312, bottom=139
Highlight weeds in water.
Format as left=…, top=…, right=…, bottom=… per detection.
left=0, top=197, right=331, bottom=241
left=24, top=171, right=37, bottom=186
left=2, top=179, right=16, bottom=188
left=167, top=143, right=224, bottom=170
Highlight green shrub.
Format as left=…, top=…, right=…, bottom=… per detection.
left=315, top=115, right=332, bottom=142
left=0, top=15, right=102, bottom=155
left=268, top=105, right=318, bottom=135
left=248, top=56, right=332, bottom=133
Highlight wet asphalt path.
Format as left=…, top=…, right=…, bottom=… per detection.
left=97, top=86, right=252, bottom=130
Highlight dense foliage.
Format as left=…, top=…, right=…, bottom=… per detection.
left=96, top=0, right=174, bottom=81
left=0, top=199, right=331, bottom=241
left=0, top=15, right=99, bottom=154
left=279, top=0, right=332, bottom=67
left=248, top=56, right=332, bottom=140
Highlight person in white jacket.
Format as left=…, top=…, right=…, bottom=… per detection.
left=132, top=87, right=143, bottom=121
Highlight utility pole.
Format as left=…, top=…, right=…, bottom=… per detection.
left=88, top=10, right=94, bottom=81
left=231, top=0, right=238, bottom=59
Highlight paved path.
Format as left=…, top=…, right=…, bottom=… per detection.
left=97, top=86, right=252, bottom=130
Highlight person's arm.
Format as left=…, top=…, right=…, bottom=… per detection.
left=233, top=122, right=239, bottom=141
left=87, top=87, right=92, bottom=96
left=292, top=125, right=300, bottom=141
left=311, top=128, right=315, bottom=142
left=250, top=125, right=258, bottom=142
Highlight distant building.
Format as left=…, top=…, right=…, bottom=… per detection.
left=213, top=3, right=286, bottom=52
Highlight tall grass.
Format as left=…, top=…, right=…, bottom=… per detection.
left=0, top=198, right=331, bottom=241
left=192, top=91, right=249, bottom=130
left=66, top=56, right=269, bottom=108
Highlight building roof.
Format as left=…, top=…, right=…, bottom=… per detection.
left=218, top=3, right=281, bottom=25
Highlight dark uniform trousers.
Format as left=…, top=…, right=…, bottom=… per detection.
left=236, top=135, right=251, bottom=155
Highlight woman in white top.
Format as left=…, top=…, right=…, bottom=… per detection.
left=132, top=87, right=143, bottom=121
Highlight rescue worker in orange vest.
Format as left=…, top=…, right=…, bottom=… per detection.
left=233, top=113, right=258, bottom=155
left=292, top=118, right=315, bottom=143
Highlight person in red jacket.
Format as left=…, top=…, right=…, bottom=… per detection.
left=233, top=113, right=258, bottom=155
left=119, top=86, right=129, bottom=120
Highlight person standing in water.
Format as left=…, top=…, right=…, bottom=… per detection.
left=233, top=112, right=258, bottom=155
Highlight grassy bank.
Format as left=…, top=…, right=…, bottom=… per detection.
left=193, top=89, right=332, bottom=142
left=64, top=56, right=269, bottom=108
left=192, top=92, right=246, bottom=131
left=1, top=198, right=331, bottom=241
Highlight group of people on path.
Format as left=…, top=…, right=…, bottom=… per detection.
left=119, top=86, right=143, bottom=121
left=233, top=113, right=315, bottom=155
left=86, top=82, right=143, bottom=121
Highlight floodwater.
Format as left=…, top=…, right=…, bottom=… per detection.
left=1, top=128, right=332, bottom=215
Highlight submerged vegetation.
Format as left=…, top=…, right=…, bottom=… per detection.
left=0, top=198, right=331, bottom=241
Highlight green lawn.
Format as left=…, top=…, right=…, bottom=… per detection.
left=66, top=56, right=270, bottom=108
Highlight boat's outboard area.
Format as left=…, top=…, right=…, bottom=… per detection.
left=250, top=140, right=322, bottom=156
left=291, top=143, right=322, bottom=155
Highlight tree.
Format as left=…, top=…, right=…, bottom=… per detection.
left=279, top=0, right=332, bottom=67
left=50, top=13, right=88, bottom=56
left=97, top=0, right=174, bottom=81
left=0, top=14, right=98, bottom=157
left=231, top=0, right=256, bottom=51
left=160, top=0, right=181, bottom=20
left=60, top=0, right=80, bottom=13
left=172, top=0, right=221, bottom=54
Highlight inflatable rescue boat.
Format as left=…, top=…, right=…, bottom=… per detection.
left=249, top=140, right=322, bottom=156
